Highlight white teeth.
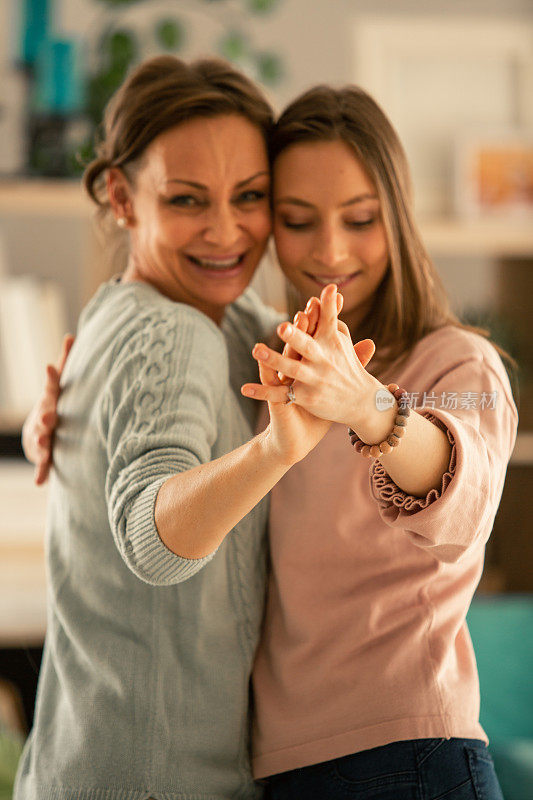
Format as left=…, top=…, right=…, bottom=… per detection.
left=193, top=256, right=241, bottom=269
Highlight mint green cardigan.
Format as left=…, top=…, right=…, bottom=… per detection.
left=14, top=280, right=280, bottom=800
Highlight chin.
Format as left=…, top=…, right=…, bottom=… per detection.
left=203, top=279, right=250, bottom=308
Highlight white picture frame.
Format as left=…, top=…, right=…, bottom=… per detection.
left=353, top=16, right=533, bottom=218
left=455, top=129, right=533, bottom=219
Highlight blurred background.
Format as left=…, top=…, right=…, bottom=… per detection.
left=0, top=1, right=532, bottom=798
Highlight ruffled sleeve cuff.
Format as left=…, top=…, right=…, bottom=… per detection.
left=370, top=414, right=456, bottom=514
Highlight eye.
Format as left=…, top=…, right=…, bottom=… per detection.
left=167, top=194, right=204, bottom=208
left=279, top=218, right=313, bottom=231
left=235, top=189, right=268, bottom=204
left=346, top=217, right=375, bottom=229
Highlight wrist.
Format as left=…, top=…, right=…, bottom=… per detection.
left=256, top=426, right=299, bottom=472
left=348, top=380, right=397, bottom=443
left=350, top=383, right=412, bottom=460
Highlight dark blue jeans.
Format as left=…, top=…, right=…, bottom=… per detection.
left=264, top=738, right=504, bottom=800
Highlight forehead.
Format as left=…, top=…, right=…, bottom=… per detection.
left=141, top=114, right=269, bottom=183
left=273, top=139, right=375, bottom=199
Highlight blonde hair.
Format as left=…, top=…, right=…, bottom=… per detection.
left=271, top=85, right=502, bottom=375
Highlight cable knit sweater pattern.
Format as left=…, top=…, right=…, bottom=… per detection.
left=14, top=280, right=280, bottom=800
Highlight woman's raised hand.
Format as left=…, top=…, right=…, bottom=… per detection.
left=276, top=293, right=340, bottom=384
left=249, top=311, right=333, bottom=466
left=22, top=333, right=74, bottom=485
left=242, top=284, right=378, bottom=432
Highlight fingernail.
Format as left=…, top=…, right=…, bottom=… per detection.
left=293, top=312, right=299, bottom=323
left=253, top=345, right=268, bottom=360
left=283, top=324, right=293, bottom=336
left=242, top=386, right=255, bottom=397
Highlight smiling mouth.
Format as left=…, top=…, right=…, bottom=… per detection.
left=305, top=271, right=361, bottom=287
left=187, top=254, right=245, bottom=271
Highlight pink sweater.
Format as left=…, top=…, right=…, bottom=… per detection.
left=252, top=326, right=518, bottom=779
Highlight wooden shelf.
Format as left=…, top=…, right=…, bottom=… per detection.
left=0, top=179, right=91, bottom=217
left=420, top=217, right=533, bottom=259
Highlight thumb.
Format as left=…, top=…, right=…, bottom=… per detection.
left=353, top=339, right=375, bottom=369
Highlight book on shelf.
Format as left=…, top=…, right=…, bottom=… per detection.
left=0, top=276, right=67, bottom=429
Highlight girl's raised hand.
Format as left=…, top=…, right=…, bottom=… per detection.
left=251, top=329, right=332, bottom=467
left=277, top=294, right=339, bottom=384
left=22, top=333, right=74, bottom=485
left=242, top=285, right=378, bottom=431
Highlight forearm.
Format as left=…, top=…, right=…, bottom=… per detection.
left=154, top=428, right=291, bottom=559
left=351, top=393, right=452, bottom=498
left=371, top=410, right=451, bottom=497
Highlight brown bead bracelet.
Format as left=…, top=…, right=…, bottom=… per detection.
left=348, top=383, right=411, bottom=458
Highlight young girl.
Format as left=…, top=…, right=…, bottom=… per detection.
left=241, top=85, right=515, bottom=799
left=24, top=84, right=514, bottom=799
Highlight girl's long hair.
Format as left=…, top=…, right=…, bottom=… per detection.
left=271, top=85, right=513, bottom=376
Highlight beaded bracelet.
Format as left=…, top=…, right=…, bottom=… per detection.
left=348, top=383, right=411, bottom=459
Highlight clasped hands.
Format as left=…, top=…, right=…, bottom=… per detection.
left=24, top=285, right=379, bottom=483
left=241, top=284, right=379, bottom=436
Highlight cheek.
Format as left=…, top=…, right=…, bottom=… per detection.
left=135, top=208, right=173, bottom=247
left=363, top=228, right=389, bottom=272
left=161, top=217, right=202, bottom=249
left=248, top=207, right=272, bottom=245
left=273, top=227, right=304, bottom=273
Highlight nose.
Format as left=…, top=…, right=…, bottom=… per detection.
left=203, top=203, right=242, bottom=249
left=311, top=223, right=349, bottom=269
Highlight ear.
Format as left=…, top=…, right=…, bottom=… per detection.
left=107, top=168, right=135, bottom=227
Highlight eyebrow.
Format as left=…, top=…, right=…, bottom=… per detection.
left=275, top=193, right=378, bottom=208
left=165, top=171, right=270, bottom=191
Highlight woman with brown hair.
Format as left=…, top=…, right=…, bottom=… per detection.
left=242, top=86, right=514, bottom=798
left=14, top=57, right=340, bottom=800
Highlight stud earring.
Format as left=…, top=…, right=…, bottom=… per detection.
left=116, top=216, right=128, bottom=228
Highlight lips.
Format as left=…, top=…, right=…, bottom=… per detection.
left=305, top=271, right=361, bottom=288
left=187, top=253, right=244, bottom=271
